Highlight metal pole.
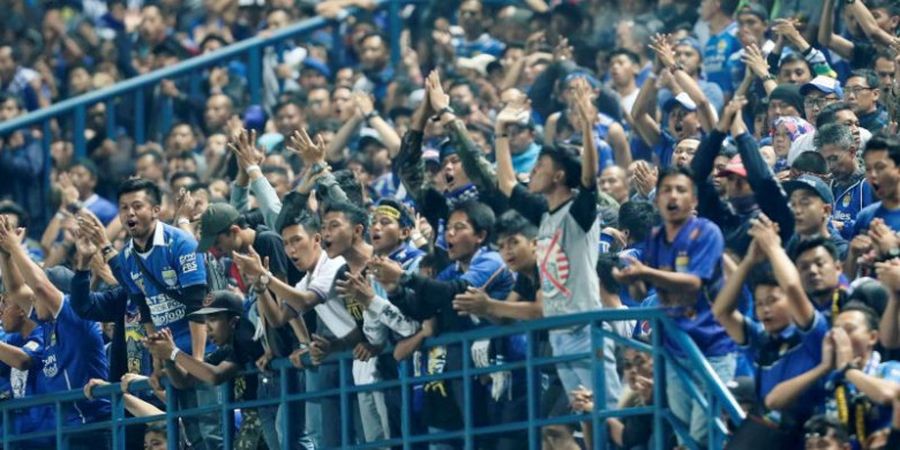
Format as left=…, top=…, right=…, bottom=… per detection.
left=463, top=339, right=473, bottom=450
left=73, top=105, right=86, bottom=159
left=525, top=330, right=538, bottom=450
left=652, top=318, right=665, bottom=450
left=389, top=0, right=401, bottom=68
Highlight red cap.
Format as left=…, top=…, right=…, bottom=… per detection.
left=716, top=154, right=747, bottom=178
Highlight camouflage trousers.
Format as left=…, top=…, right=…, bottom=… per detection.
left=235, top=408, right=266, bottom=450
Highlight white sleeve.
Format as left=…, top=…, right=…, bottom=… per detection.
left=368, top=296, right=420, bottom=338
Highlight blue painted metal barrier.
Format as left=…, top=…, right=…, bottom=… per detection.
left=0, top=309, right=745, bottom=449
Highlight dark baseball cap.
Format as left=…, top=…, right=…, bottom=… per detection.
left=189, top=290, right=244, bottom=318
left=783, top=174, right=834, bottom=204
left=736, top=3, right=768, bottom=22
left=197, top=203, right=240, bottom=252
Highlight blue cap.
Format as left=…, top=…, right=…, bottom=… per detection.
left=563, top=71, right=601, bottom=89
left=301, top=58, right=331, bottom=79
left=675, top=37, right=702, bottom=56
left=800, top=76, right=843, bottom=98
left=243, top=105, right=266, bottom=132
left=783, top=174, right=834, bottom=204
left=663, top=92, right=698, bottom=113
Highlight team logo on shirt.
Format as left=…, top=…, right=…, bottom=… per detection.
left=675, top=252, right=690, bottom=273
left=162, top=268, right=178, bottom=287
left=43, top=353, right=58, bottom=378
left=537, top=230, right=572, bottom=307
left=843, top=195, right=851, bottom=207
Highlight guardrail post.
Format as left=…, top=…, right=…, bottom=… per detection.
left=463, top=338, right=473, bottom=450
left=3, top=406, right=9, bottom=448
left=248, top=47, right=262, bottom=105
left=591, top=323, right=608, bottom=450
left=340, top=358, right=350, bottom=447
left=73, top=105, right=86, bottom=159
left=105, top=100, right=117, bottom=139
left=279, top=365, right=290, bottom=450
left=165, top=382, right=178, bottom=450
left=525, top=329, right=538, bottom=450
left=134, top=89, right=145, bottom=145
left=399, top=358, right=411, bottom=450
left=222, top=382, right=234, bottom=449
left=56, top=400, right=64, bottom=450
left=110, top=387, right=121, bottom=449
left=389, top=0, right=401, bottom=68
left=652, top=318, right=665, bottom=450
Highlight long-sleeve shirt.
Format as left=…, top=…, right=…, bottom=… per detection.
left=69, top=270, right=136, bottom=382
left=690, top=130, right=794, bottom=256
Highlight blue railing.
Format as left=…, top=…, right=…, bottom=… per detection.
left=0, top=309, right=744, bottom=449
left=0, top=0, right=403, bottom=234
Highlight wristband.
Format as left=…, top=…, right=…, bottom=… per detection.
left=364, top=111, right=378, bottom=123
left=176, top=217, right=190, bottom=226
left=169, top=348, right=181, bottom=362
left=437, top=107, right=455, bottom=119
left=101, top=244, right=115, bottom=256
left=245, top=164, right=262, bottom=175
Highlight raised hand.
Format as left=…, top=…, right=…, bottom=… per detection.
left=868, top=218, right=900, bottom=256
left=335, top=270, right=375, bottom=307
left=425, top=70, right=451, bottom=112
left=632, top=160, right=657, bottom=197
left=173, top=188, right=198, bottom=222
left=771, top=18, right=804, bottom=47
left=495, top=96, right=531, bottom=132
left=353, top=92, right=376, bottom=118
left=231, top=245, right=267, bottom=279
left=570, top=77, right=597, bottom=128
left=718, top=96, right=748, bottom=132
left=77, top=210, right=112, bottom=250
left=875, top=258, right=900, bottom=291
left=0, top=216, right=24, bottom=253
left=741, top=43, right=770, bottom=79
left=649, top=33, right=677, bottom=70
left=552, top=37, right=573, bottom=62
left=452, top=287, right=491, bottom=316
left=368, top=256, right=404, bottom=287
left=227, top=128, right=262, bottom=172
left=748, top=213, right=782, bottom=251
left=288, top=128, right=327, bottom=167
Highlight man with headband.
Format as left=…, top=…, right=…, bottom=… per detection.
left=370, top=199, right=426, bottom=271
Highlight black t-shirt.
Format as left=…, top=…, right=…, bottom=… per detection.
left=252, top=226, right=303, bottom=285
left=205, top=318, right=264, bottom=400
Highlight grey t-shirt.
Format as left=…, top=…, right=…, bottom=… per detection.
left=509, top=184, right=602, bottom=317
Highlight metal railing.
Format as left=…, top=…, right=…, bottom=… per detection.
left=0, top=308, right=745, bottom=449
left=0, top=0, right=404, bottom=234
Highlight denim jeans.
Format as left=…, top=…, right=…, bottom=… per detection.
left=309, top=363, right=344, bottom=448
left=178, top=384, right=223, bottom=450
left=357, top=390, right=390, bottom=448
left=665, top=353, right=737, bottom=445
left=549, top=325, right=622, bottom=410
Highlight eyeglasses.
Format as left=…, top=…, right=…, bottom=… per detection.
left=803, top=96, right=839, bottom=108
left=844, top=86, right=873, bottom=96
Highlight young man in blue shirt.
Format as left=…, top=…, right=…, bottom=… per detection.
left=102, top=178, right=209, bottom=360
left=699, top=0, right=741, bottom=96
left=0, top=245, right=48, bottom=442
left=614, top=166, right=736, bottom=445
left=853, top=133, right=900, bottom=236
left=0, top=216, right=110, bottom=447
left=712, top=215, right=829, bottom=443
left=99, top=178, right=215, bottom=450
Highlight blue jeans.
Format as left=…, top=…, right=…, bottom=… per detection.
left=177, top=384, right=223, bottom=450
left=665, top=353, right=737, bottom=445
left=549, top=326, right=622, bottom=410
left=258, top=371, right=316, bottom=450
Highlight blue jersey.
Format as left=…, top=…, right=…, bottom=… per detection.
left=851, top=201, right=900, bottom=238
left=437, top=247, right=514, bottom=307
left=654, top=131, right=677, bottom=168
left=3, top=327, right=53, bottom=435
left=642, top=217, right=736, bottom=357
left=703, top=22, right=741, bottom=94
left=114, top=223, right=208, bottom=352
left=742, top=312, right=828, bottom=423
left=84, top=194, right=118, bottom=225
left=831, top=178, right=875, bottom=239
left=34, top=297, right=110, bottom=425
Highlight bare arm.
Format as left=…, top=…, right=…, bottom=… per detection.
left=630, top=78, right=662, bottom=147
left=847, top=1, right=896, bottom=47
left=5, top=231, right=62, bottom=319
left=846, top=369, right=900, bottom=405
left=325, top=115, right=364, bottom=164
left=765, top=363, right=832, bottom=410
left=881, top=291, right=900, bottom=349
left=607, top=122, right=632, bottom=169
left=123, top=393, right=165, bottom=417
left=0, top=342, right=35, bottom=370
left=818, top=0, right=855, bottom=59
left=712, top=252, right=753, bottom=345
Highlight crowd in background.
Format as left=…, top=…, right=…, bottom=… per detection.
left=3, top=0, right=900, bottom=449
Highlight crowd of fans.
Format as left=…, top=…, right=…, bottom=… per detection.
left=4, top=0, right=900, bottom=449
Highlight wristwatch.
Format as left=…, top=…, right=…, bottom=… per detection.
left=437, top=106, right=455, bottom=120
left=258, top=272, right=273, bottom=288
left=101, top=244, right=115, bottom=256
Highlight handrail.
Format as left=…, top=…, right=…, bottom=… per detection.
left=0, top=307, right=744, bottom=450
left=0, top=13, right=329, bottom=134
